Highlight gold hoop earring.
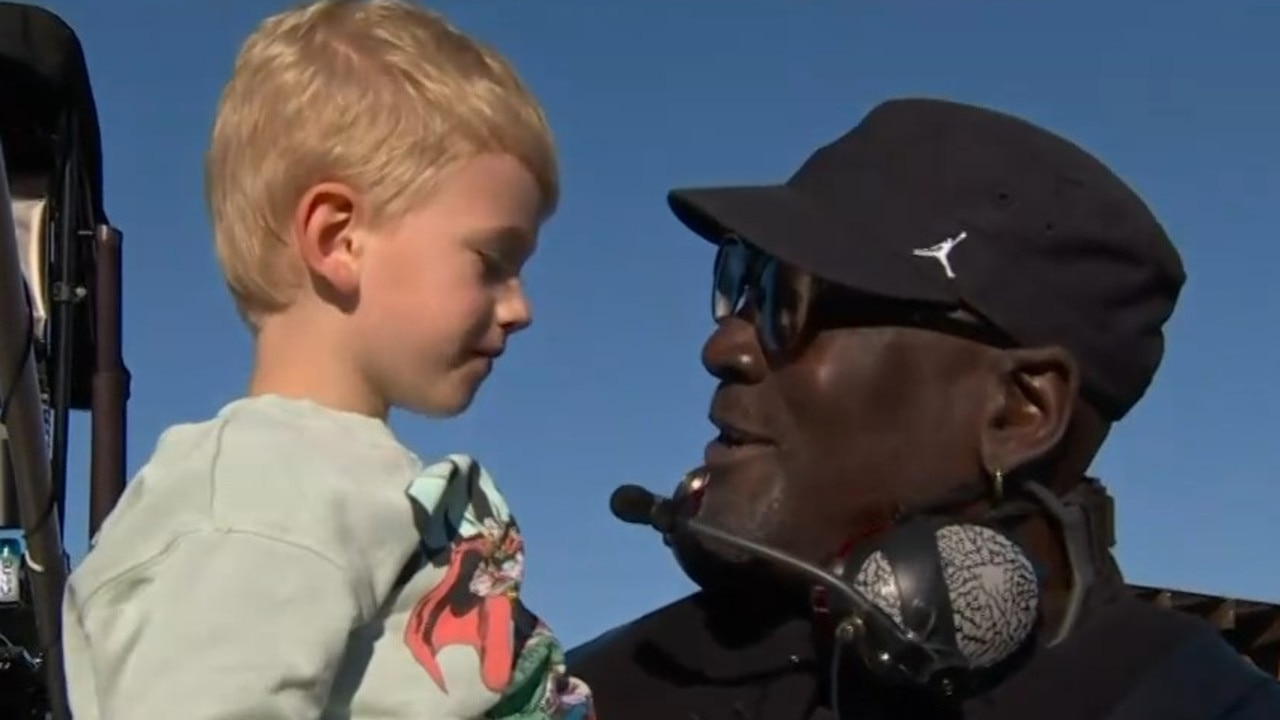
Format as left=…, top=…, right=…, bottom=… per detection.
left=991, top=468, right=1005, bottom=504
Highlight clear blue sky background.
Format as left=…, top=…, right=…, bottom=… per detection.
left=28, top=0, right=1280, bottom=646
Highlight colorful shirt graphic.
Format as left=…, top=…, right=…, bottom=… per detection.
left=405, top=455, right=596, bottom=720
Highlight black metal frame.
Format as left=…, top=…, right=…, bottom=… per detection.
left=0, top=3, right=128, bottom=718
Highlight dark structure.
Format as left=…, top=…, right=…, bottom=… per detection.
left=1130, top=585, right=1280, bottom=679
left=1, top=3, right=129, bottom=718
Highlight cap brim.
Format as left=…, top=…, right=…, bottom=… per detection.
left=668, top=185, right=953, bottom=304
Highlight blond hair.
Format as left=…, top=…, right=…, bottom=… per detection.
left=205, top=0, right=558, bottom=327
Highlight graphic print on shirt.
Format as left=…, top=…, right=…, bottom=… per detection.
left=403, top=455, right=595, bottom=720
left=493, top=605, right=595, bottom=720
left=405, top=459, right=520, bottom=693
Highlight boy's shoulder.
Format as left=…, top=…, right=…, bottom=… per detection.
left=73, top=396, right=424, bottom=602
left=199, top=394, right=422, bottom=520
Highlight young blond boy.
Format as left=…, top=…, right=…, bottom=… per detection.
left=61, top=2, right=593, bottom=719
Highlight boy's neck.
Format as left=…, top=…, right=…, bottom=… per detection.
left=249, top=312, right=389, bottom=420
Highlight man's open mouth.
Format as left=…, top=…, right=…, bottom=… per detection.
left=709, top=412, right=773, bottom=446
left=714, top=427, right=771, bottom=447
left=705, top=421, right=774, bottom=467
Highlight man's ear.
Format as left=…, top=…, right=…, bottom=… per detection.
left=292, top=181, right=364, bottom=301
left=980, top=345, right=1079, bottom=476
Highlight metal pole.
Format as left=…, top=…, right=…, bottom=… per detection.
left=0, top=145, right=70, bottom=720
left=48, top=134, right=78, bottom=536
left=0, top=425, right=19, bottom=528
left=89, top=224, right=126, bottom=538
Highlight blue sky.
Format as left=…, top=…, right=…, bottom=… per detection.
left=29, top=0, right=1280, bottom=645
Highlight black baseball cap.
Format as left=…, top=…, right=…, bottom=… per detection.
left=669, top=98, right=1185, bottom=421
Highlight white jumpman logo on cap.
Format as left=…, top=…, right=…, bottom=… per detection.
left=912, top=231, right=968, bottom=279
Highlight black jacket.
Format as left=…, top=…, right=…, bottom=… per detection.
left=568, top=584, right=1280, bottom=720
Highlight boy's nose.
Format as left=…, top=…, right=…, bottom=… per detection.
left=497, top=282, right=532, bottom=334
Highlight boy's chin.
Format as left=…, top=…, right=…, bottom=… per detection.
left=399, top=370, right=487, bottom=418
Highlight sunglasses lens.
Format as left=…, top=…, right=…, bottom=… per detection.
left=712, top=241, right=812, bottom=354
left=712, top=242, right=749, bottom=320
left=764, top=261, right=812, bottom=354
left=757, top=260, right=782, bottom=351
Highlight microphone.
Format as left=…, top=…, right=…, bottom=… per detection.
left=609, top=484, right=678, bottom=533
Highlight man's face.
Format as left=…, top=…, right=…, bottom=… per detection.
left=676, top=243, right=1001, bottom=589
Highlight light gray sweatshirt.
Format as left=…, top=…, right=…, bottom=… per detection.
left=62, top=395, right=594, bottom=720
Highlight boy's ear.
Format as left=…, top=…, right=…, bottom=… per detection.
left=292, top=181, right=364, bottom=297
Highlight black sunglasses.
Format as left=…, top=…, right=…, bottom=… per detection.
left=712, top=237, right=1013, bottom=355
left=712, top=237, right=813, bottom=354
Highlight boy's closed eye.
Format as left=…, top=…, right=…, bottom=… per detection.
left=467, top=225, right=536, bottom=282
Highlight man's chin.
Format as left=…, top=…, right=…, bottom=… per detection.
left=671, top=531, right=807, bottom=617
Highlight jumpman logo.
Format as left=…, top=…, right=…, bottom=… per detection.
left=911, top=231, right=968, bottom=279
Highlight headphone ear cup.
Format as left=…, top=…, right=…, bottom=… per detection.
left=840, top=519, right=1042, bottom=682
left=841, top=518, right=959, bottom=658
left=929, top=523, right=1041, bottom=668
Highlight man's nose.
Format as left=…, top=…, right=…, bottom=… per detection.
left=497, top=281, right=532, bottom=334
left=701, top=316, right=766, bottom=383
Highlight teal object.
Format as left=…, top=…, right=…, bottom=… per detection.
left=0, top=536, right=24, bottom=604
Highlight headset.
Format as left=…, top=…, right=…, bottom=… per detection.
left=612, top=467, right=1115, bottom=710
